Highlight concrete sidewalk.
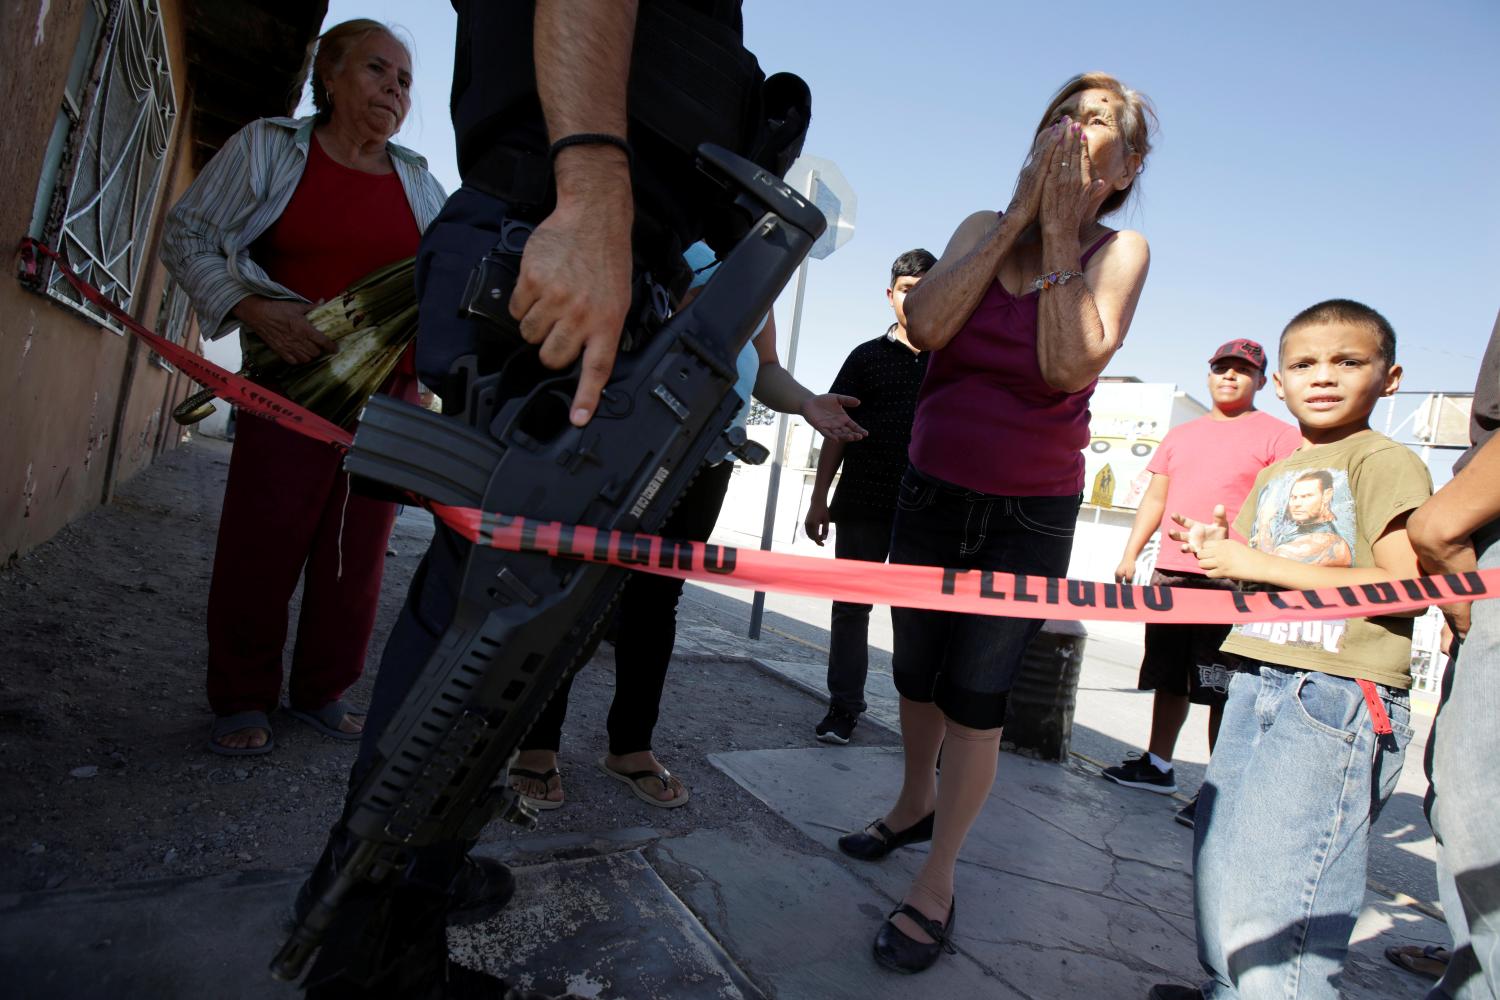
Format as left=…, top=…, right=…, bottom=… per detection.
left=0, top=439, right=1446, bottom=998
left=692, top=575, right=1443, bottom=912
left=0, top=619, right=1445, bottom=1000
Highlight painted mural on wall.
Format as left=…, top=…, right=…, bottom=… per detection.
left=1083, top=382, right=1180, bottom=509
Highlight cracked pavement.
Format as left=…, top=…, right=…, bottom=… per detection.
left=0, top=439, right=1450, bottom=998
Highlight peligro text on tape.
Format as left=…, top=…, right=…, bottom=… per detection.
left=432, top=503, right=1491, bottom=626
left=22, top=238, right=1481, bottom=628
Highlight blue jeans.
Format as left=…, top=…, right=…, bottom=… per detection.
left=826, top=516, right=895, bottom=715
left=1195, top=662, right=1412, bottom=999
left=1427, top=522, right=1500, bottom=1000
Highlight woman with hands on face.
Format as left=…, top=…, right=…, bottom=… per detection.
left=838, top=73, right=1156, bottom=974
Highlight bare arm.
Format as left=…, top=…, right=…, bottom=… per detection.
left=903, top=128, right=1065, bottom=353
left=1174, top=507, right=1421, bottom=592
left=1409, top=435, right=1500, bottom=563
left=508, top=0, right=639, bottom=425
left=1035, top=126, right=1151, bottom=392
left=1035, top=230, right=1149, bottom=392
left=902, top=210, right=1031, bottom=352
left=751, top=314, right=866, bottom=442
left=1115, top=474, right=1168, bottom=583
left=803, top=439, right=845, bottom=546
left=1407, top=434, right=1500, bottom=636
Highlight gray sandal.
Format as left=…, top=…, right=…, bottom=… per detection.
left=598, top=756, right=690, bottom=809
left=286, top=699, right=364, bottom=742
left=1385, top=943, right=1450, bottom=980
left=508, top=766, right=565, bottom=810
left=209, top=710, right=274, bottom=756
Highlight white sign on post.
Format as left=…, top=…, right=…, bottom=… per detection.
left=784, top=155, right=856, bottom=260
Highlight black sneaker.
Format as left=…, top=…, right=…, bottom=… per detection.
left=815, top=707, right=858, bottom=744
left=1101, top=752, right=1177, bottom=794
left=292, top=852, right=515, bottom=930
left=1174, top=794, right=1199, bottom=830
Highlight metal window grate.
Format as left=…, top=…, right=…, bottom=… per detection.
left=46, top=0, right=177, bottom=333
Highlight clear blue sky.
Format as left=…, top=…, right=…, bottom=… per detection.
left=317, top=0, right=1498, bottom=437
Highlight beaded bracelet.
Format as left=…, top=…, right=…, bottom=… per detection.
left=548, top=132, right=633, bottom=167
left=1031, top=269, right=1083, bottom=292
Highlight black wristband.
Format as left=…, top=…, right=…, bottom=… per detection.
left=548, top=132, right=633, bottom=167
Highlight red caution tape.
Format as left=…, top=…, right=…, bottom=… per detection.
left=23, top=239, right=1484, bottom=630
left=18, top=240, right=354, bottom=451
left=432, top=503, right=1494, bottom=625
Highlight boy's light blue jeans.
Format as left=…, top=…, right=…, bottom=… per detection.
left=1427, top=521, right=1500, bottom=1000
left=1193, top=661, right=1412, bottom=999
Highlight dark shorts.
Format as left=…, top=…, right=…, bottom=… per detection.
left=889, top=465, right=1079, bottom=730
left=1138, top=570, right=1237, bottom=706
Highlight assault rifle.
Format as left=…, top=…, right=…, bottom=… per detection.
left=272, top=144, right=826, bottom=988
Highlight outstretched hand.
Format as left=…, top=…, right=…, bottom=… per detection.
left=1168, top=505, right=1253, bottom=579
left=1168, top=504, right=1229, bottom=556
left=802, top=393, right=868, bottom=443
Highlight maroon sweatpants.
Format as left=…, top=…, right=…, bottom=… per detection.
left=205, top=380, right=415, bottom=716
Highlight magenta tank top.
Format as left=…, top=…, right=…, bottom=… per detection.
left=908, top=222, right=1117, bottom=496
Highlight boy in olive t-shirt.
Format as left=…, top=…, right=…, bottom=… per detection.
left=1149, top=300, right=1433, bottom=1000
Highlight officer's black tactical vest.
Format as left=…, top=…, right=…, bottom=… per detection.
left=449, top=0, right=808, bottom=250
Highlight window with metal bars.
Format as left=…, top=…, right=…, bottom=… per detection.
left=36, top=0, right=178, bottom=334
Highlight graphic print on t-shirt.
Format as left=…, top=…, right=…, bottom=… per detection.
left=1235, top=466, right=1355, bottom=654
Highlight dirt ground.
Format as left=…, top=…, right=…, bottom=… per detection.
left=0, top=435, right=895, bottom=896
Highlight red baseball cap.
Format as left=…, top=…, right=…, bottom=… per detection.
left=1209, top=338, right=1268, bottom=371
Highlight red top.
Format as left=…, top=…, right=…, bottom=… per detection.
left=1147, top=411, right=1302, bottom=573
left=908, top=222, right=1115, bottom=496
left=253, top=134, right=420, bottom=375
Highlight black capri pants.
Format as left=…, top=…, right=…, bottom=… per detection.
left=889, top=465, right=1079, bottom=730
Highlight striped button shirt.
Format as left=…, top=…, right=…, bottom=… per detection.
left=160, top=116, right=447, bottom=342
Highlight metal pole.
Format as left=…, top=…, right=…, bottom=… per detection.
left=749, top=171, right=817, bottom=640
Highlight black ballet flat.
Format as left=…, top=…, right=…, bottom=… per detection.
left=873, top=897, right=957, bottom=974
left=837, top=812, right=935, bottom=861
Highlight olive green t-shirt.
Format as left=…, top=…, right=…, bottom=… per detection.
left=1219, top=430, right=1433, bottom=688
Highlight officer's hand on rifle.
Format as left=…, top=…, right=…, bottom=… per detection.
left=509, top=144, right=635, bottom=427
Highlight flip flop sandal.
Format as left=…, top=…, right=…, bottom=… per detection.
left=598, top=756, right=690, bottom=809
left=286, top=699, right=364, bottom=742
left=209, top=710, right=274, bottom=757
left=508, top=766, right=565, bottom=811
left=1384, top=943, right=1450, bottom=980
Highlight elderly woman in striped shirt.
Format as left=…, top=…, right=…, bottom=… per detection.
left=161, top=19, right=445, bottom=756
